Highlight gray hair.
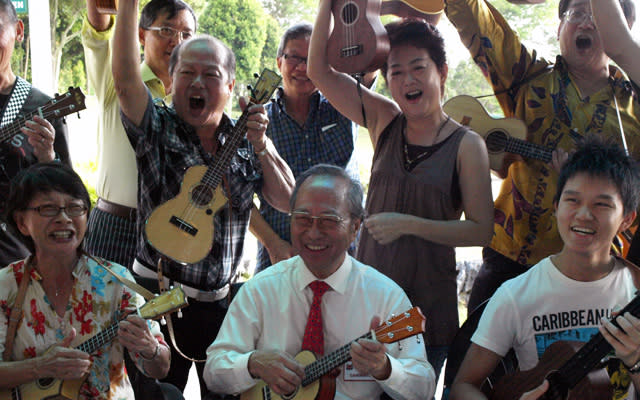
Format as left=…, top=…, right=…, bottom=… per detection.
left=290, top=164, right=365, bottom=220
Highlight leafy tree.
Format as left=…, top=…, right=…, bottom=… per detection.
left=50, top=0, right=85, bottom=92
left=260, top=0, right=316, bottom=27
left=198, top=0, right=278, bottom=100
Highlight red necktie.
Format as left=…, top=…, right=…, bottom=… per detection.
left=301, top=280, right=331, bottom=355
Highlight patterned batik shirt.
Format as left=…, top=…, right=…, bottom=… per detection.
left=122, top=91, right=262, bottom=290
left=256, top=89, right=359, bottom=271
left=0, top=255, right=162, bottom=400
left=446, top=0, right=640, bottom=267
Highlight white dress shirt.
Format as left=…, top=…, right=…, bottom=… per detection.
left=204, top=255, right=435, bottom=399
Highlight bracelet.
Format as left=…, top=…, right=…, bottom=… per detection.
left=624, top=358, right=640, bottom=374
left=254, top=140, right=270, bottom=157
left=139, top=342, right=160, bottom=361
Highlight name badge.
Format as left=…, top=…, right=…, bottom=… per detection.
left=343, top=361, right=375, bottom=381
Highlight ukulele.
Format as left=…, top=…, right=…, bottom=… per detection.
left=0, top=287, right=187, bottom=400
left=489, top=291, right=640, bottom=400
left=443, top=95, right=552, bottom=176
left=144, top=69, right=281, bottom=264
left=327, top=0, right=390, bottom=74
left=0, top=87, right=86, bottom=147
left=380, top=0, right=444, bottom=20
left=240, top=307, right=426, bottom=400
left=95, top=0, right=118, bottom=14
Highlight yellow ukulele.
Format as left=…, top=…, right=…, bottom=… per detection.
left=240, top=307, right=426, bottom=400
left=1, top=287, right=187, bottom=400
left=144, top=69, right=281, bottom=264
left=443, top=95, right=553, bottom=175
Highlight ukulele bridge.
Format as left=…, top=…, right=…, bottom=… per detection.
left=341, top=45, right=363, bottom=58
left=169, top=216, right=198, bottom=236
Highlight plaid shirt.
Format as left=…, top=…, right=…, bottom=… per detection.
left=122, top=92, right=262, bottom=291
left=256, top=89, right=359, bottom=271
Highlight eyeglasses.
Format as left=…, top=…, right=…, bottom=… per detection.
left=24, top=204, right=88, bottom=217
left=289, top=211, right=345, bottom=230
left=146, top=26, right=194, bottom=41
left=282, top=54, right=308, bottom=67
left=563, top=9, right=595, bottom=24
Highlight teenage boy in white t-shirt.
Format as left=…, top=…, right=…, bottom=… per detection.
left=450, top=136, right=640, bottom=400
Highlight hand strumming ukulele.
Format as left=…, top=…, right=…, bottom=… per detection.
left=240, top=307, right=426, bottom=400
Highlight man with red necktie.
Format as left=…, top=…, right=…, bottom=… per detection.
left=203, top=164, right=434, bottom=400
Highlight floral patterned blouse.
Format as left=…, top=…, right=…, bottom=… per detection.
left=0, top=255, right=163, bottom=399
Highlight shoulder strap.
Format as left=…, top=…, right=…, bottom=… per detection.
left=2, top=256, right=33, bottom=361
left=0, top=77, right=31, bottom=128
left=83, top=251, right=155, bottom=301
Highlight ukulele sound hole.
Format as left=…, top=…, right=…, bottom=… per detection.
left=36, top=378, right=55, bottom=389
left=190, top=184, right=214, bottom=206
left=341, top=2, right=359, bottom=25
left=485, top=130, right=509, bottom=154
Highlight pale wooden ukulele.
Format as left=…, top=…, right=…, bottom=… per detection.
left=144, top=69, right=281, bottom=264
left=0, top=287, right=187, bottom=400
left=240, top=307, right=426, bottom=400
left=443, top=95, right=552, bottom=175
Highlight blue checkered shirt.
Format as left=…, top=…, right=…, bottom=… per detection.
left=122, top=92, right=262, bottom=291
left=256, top=89, right=359, bottom=271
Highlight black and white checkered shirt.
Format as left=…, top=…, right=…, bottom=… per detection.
left=122, top=92, right=262, bottom=291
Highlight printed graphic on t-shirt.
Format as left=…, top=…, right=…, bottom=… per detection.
left=533, top=318, right=631, bottom=399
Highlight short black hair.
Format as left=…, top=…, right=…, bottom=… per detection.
left=554, top=135, right=640, bottom=215
left=169, top=35, right=236, bottom=82
left=558, top=0, right=635, bottom=26
left=5, top=163, right=91, bottom=253
left=277, top=22, right=312, bottom=58
left=0, top=0, right=17, bottom=23
left=290, top=164, right=365, bottom=220
left=139, top=0, right=197, bottom=31
left=381, top=18, right=447, bottom=80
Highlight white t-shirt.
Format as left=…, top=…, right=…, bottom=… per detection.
left=473, top=256, right=637, bottom=399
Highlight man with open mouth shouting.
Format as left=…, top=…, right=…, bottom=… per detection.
left=445, top=0, right=640, bottom=317
left=111, top=0, right=295, bottom=398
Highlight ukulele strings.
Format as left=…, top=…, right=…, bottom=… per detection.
left=0, top=105, right=75, bottom=142
left=179, top=109, right=252, bottom=221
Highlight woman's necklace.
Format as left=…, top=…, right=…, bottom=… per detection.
left=403, top=115, right=451, bottom=169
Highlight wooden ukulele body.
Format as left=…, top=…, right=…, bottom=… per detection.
left=490, top=341, right=613, bottom=400
left=327, top=0, right=390, bottom=74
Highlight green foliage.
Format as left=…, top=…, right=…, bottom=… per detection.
left=260, top=17, right=281, bottom=73
left=261, top=0, right=316, bottom=27
left=445, top=59, right=502, bottom=117
left=198, top=0, right=276, bottom=100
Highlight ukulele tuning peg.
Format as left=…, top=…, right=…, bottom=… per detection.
left=246, top=85, right=252, bottom=91
left=254, top=73, right=259, bottom=78
left=177, top=309, right=183, bottom=318
left=161, top=316, right=167, bottom=326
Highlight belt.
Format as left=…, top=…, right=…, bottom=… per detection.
left=133, top=259, right=229, bottom=302
left=95, top=198, right=137, bottom=221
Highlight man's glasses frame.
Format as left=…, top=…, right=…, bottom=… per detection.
left=146, top=26, right=194, bottom=41
left=289, top=210, right=345, bottom=230
left=282, top=53, right=308, bottom=67
left=24, top=204, right=88, bottom=218
left=563, top=9, right=595, bottom=24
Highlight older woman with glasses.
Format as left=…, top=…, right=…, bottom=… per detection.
left=0, top=163, right=170, bottom=400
